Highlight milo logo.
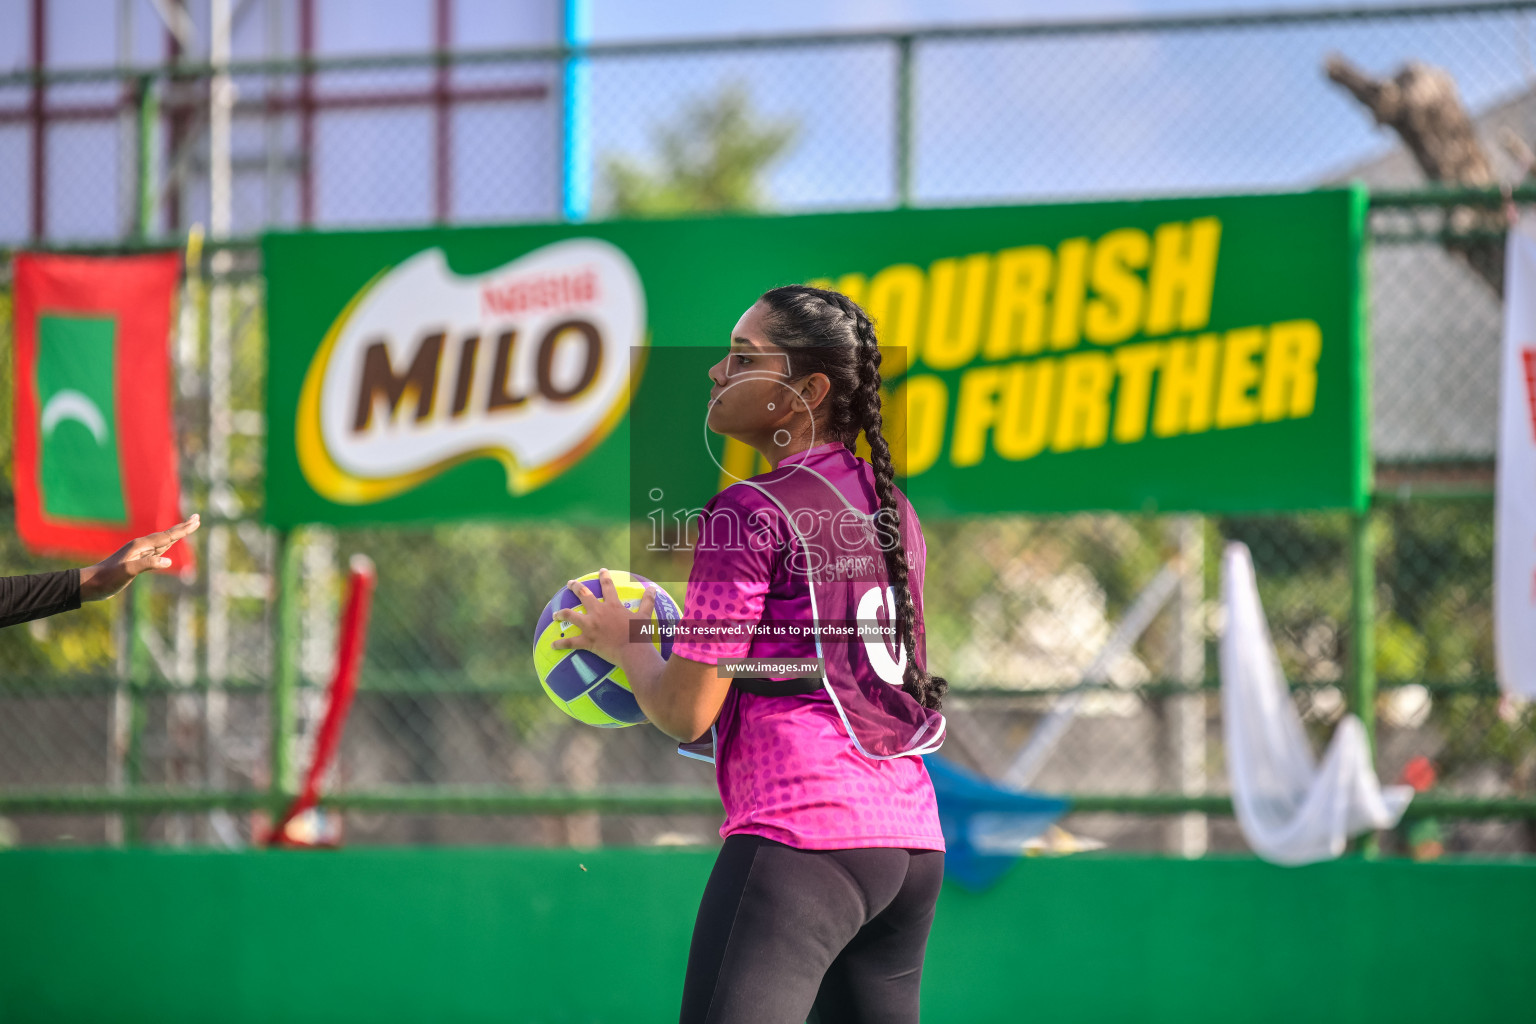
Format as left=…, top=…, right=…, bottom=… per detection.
left=296, top=239, right=645, bottom=504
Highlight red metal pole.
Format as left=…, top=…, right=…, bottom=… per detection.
left=433, top=0, right=452, bottom=223
left=29, top=0, right=45, bottom=240
left=266, top=555, right=377, bottom=848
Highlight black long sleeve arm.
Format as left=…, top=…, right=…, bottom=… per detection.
left=0, top=569, right=83, bottom=628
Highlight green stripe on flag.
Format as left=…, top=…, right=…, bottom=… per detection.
left=36, top=314, right=127, bottom=524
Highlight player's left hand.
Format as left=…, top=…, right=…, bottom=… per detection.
left=551, top=567, right=657, bottom=665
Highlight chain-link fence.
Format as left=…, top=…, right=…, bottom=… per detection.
left=5, top=2, right=1535, bottom=236
left=0, top=2, right=1531, bottom=854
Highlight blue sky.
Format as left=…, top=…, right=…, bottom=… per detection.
left=581, top=1, right=1531, bottom=211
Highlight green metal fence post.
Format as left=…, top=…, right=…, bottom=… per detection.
left=1350, top=506, right=1379, bottom=857
left=271, top=529, right=301, bottom=805
left=1350, top=517, right=1378, bottom=748
left=120, top=73, right=159, bottom=846
left=895, top=34, right=913, bottom=209
left=134, top=75, right=156, bottom=238
left=123, top=587, right=153, bottom=846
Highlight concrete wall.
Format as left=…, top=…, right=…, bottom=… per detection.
left=1, top=850, right=1531, bottom=1023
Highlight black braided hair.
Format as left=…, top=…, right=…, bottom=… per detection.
left=755, top=284, right=947, bottom=712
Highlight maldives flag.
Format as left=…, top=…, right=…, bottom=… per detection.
left=12, top=252, right=192, bottom=571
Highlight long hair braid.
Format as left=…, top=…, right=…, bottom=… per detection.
left=757, top=284, right=947, bottom=711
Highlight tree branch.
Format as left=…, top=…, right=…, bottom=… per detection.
left=1326, top=54, right=1505, bottom=296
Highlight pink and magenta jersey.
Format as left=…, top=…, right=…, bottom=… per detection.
left=672, top=441, right=945, bottom=852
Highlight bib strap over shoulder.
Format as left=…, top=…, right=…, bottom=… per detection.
left=738, top=459, right=946, bottom=761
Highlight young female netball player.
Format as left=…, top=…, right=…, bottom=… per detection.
left=551, top=285, right=948, bottom=1024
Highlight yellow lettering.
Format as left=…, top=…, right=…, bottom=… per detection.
left=1052, top=351, right=1113, bottom=452
left=1111, top=342, right=1162, bottom=443
left=1260, top=319, right=1322, bottom=421
left=1145, top=217, right=1222, bottom=335
left=889, top=375, right=948, bottom=476
left=984, top=246, right=1052, bottom=359
left=1152, top=335, right=1219, bottom=437
left=995, top=360, right=1056, bottom=461
left=1214, top=326, right=1265, bottom=429
left=950, top=366, right=1005, bottom=468
left=1048, top=237, right=1090, bottom=351
left=865, top=264, right=925, bottom=377
left=923, top=253, right=991, bottom=371
left=834, top=273, right=868, bottom=307
left=1084, top=228, right=1150, bottom=345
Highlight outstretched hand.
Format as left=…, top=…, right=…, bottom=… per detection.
left=550, top=567, right=657, bottom=666
left=79, top=514, right=201, bottom=602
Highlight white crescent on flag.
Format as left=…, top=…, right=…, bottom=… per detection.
left=1496, top=217, right=1536, bottom=698
left=40, top=389, right=110, bottom=445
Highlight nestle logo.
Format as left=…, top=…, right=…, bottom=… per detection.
left=480, top=267, right=599, bottom=319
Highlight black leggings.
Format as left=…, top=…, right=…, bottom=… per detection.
left=679, top=834, right=945, bottom=1024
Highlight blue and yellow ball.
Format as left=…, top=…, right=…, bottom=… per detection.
left=533, top=570, right=681, bottom=728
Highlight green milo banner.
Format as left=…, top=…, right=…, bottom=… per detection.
left=263, top=188, right=1366, bottom=527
